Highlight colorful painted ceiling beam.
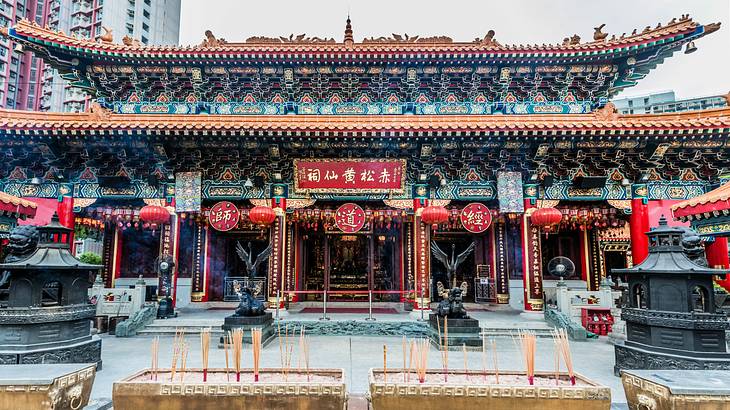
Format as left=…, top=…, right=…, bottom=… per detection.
left=0, top=191, right=37, bottom=218
left=1, top=104, right=729, bottom=136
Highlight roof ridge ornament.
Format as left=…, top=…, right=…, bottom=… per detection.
left=593, top=24, right=608, bottom=41
left=86, top=102, right=111, bottom=121
left=199, top=30, right=227, bottom=47
left=344, top=15, right=354, bottom=47
left=593, top=102, right=619, bottom=121
left=99, top=26, right=113, bottom=44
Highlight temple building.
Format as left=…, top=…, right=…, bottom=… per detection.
left=0, top=16, right=728, bottom=312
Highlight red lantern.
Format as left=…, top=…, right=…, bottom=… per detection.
left=139, top=205, right=170, bottom=230
left=531, top=207, right=563, bottom=227
left=421, top=205, right=449, bottom=226
left=248, top=206, right=277, bottom=226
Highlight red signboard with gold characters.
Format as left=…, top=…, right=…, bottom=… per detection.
left=335, top=203, right=366, bottom=233
left=460, top=202, right=492, bottom=233
left=208, top=201, right=240, bottom=231
left=294, top=159, right=406, bottom=194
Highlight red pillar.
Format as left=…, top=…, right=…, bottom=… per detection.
left=707, top=237, right=730, bottom=269
left=630, top=185, right=650, bottom=265
left=413, top=197, right=430, bottom=309
left=57, top=196, right=75, bottom=252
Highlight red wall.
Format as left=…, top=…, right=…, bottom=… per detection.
left=648, top=200, right=689, bottom=229
left=17, top=198, right=58, bottom=226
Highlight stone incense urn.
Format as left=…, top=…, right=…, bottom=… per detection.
left=113, top=367, right=346, bottom=410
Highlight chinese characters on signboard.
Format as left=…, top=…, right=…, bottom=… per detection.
left=334, top=203, right=366, bottom=233
left=460, top=202, right=492, bottom=233
left=208, top=201, right=240, bottom=231
left=294, top=159, right=406, bottom=193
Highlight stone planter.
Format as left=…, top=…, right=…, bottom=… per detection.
left=622, top=369, right=730, bottom=409
left=0, top=363, right=96, bottom=410
left=368, top=369, right=610, bottom=410
left=113, top=368, right=346, bottom=410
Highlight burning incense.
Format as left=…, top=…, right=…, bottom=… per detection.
left=462, top=343, right=468, bottom=381
left=150, top=336, right=159, bottom=381
left=223, top=332, right=230, bottom=382
left=402, top=337, right=407, bottom=382
left=518, top=331, right=536, bottom=385
left=231, top=329, right=243, bottom=382
left=383, top=344, right=388, bottom=384
left=555, top=329, right=575, bottom=385
left=442, top=317, right=449, bottom=382
left=252, top=327, right=262, bottom=382
left=303, top=335, right=311, bottom=382
left=170, top=328, right=185, bottom=381
left=492, top=339, right=499, bottom=384
left=481, top=333, right=486, bottom=382
left=407, top=339, right=415, bottom=383
left=416, top=338, right=429, bottom=383
left=180, top=343, right=189, bottom=382
left=298, top=326, right=306, bottom=371
left=201, top=328, right=210, bottom=382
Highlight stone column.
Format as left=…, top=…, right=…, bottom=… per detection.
left=630, top=184, right=650, bottom=265
left=521, top=199, right=544, bottom=311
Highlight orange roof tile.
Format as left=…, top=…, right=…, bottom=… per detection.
left=2, top=106, right=729, bottom=134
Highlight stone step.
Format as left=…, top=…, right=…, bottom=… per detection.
left=480, top=327, right=555, bottom=338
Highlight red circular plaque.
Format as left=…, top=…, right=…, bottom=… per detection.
left=460, top=202, right=492, bottom=234
left=208, top=201, right=240, bottom=231
left=335, top=203, right=366, bottom=233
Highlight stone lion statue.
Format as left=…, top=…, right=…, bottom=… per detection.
left=4, top=225, right=39, bottom=262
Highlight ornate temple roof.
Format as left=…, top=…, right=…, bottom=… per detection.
left=0, top=16, right=720, bottom=106
left=0, top=191, right=37, bottom=218
left=673, top=181, right=730, bottom=220
left=1, top=104, right=729, bottom=135
left=3, top=15, right=717, bottom=57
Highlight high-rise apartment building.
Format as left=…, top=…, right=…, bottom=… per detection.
left=0, top=0, right=180, bottom=112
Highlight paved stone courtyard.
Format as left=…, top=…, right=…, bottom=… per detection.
left=91, top=309, right=628, bottom=406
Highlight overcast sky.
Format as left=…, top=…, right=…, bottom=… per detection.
left=179, top=0, right=729, bottom=100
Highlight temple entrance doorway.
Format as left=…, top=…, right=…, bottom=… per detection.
left=299, top=211, right=403, bottom=302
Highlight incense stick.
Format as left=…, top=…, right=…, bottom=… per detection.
left=223, top=332, right=230, bottom=382
left=180, top=343, right=189, bottom=383
left=517, top=331, right=536, bottom=385
left=252, top=327, right=262, bottom=382
left=402, top=336, right=407, bottom=382
left=150, top=336, right=159, bottom=381
left=492, top=339, right=499, bottom=384
left=463, top=343, right=468, bottom=381
left=304, top=335, right=311, bottom=382
left=555, top=329, right=575, bottom=385
left=231, top=329, right=243, bottom=382
left=201, top=328, right=210, bottom=382
left=383, top=344, right=388, bottom=384
left=444, top=317, right=449, bottom=382
left=481, top=332, right=486, bottom=382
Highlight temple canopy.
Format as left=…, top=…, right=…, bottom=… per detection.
left=0, top=192, right=37, bottom=219
left=673, top=181, right=730, bottom=220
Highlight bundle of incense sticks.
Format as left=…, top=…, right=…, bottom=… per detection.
left=554, top=329, right=575, bottom=385
left=481, top=333, right=487, bottom=382
left=383, top=344, right=388, bottom=384
left=415, top=338, right=429, bottom=383
left=462, top=343, right=468, bottom=381
left=223, top=332, right=230, bottom=381
left=170, top=328, right=186, bottom=381
left=407, top=339, right=415, bottom=383
left=231, top=329, right=243, bottom=382
left=517, top=331, right=536, bottom=385
left=298, top=327, right=306, bottom=371
left=402, top=337, right=407, bottom=383
left=179, top=342, right=189, bottom=382
left=252, top=327, right=262, bottom=382
left=436, top=317, right=449, bottom=382
left=150, top=336, right=159, bottom=381
left=200, top=328, right=210, bottom=382
left=492, top=339, right=500, bottom=384
left=303, top=335, right=311, bottom=382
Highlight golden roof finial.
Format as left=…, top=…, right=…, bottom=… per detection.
left=344, top=15, right=354, bottom=47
